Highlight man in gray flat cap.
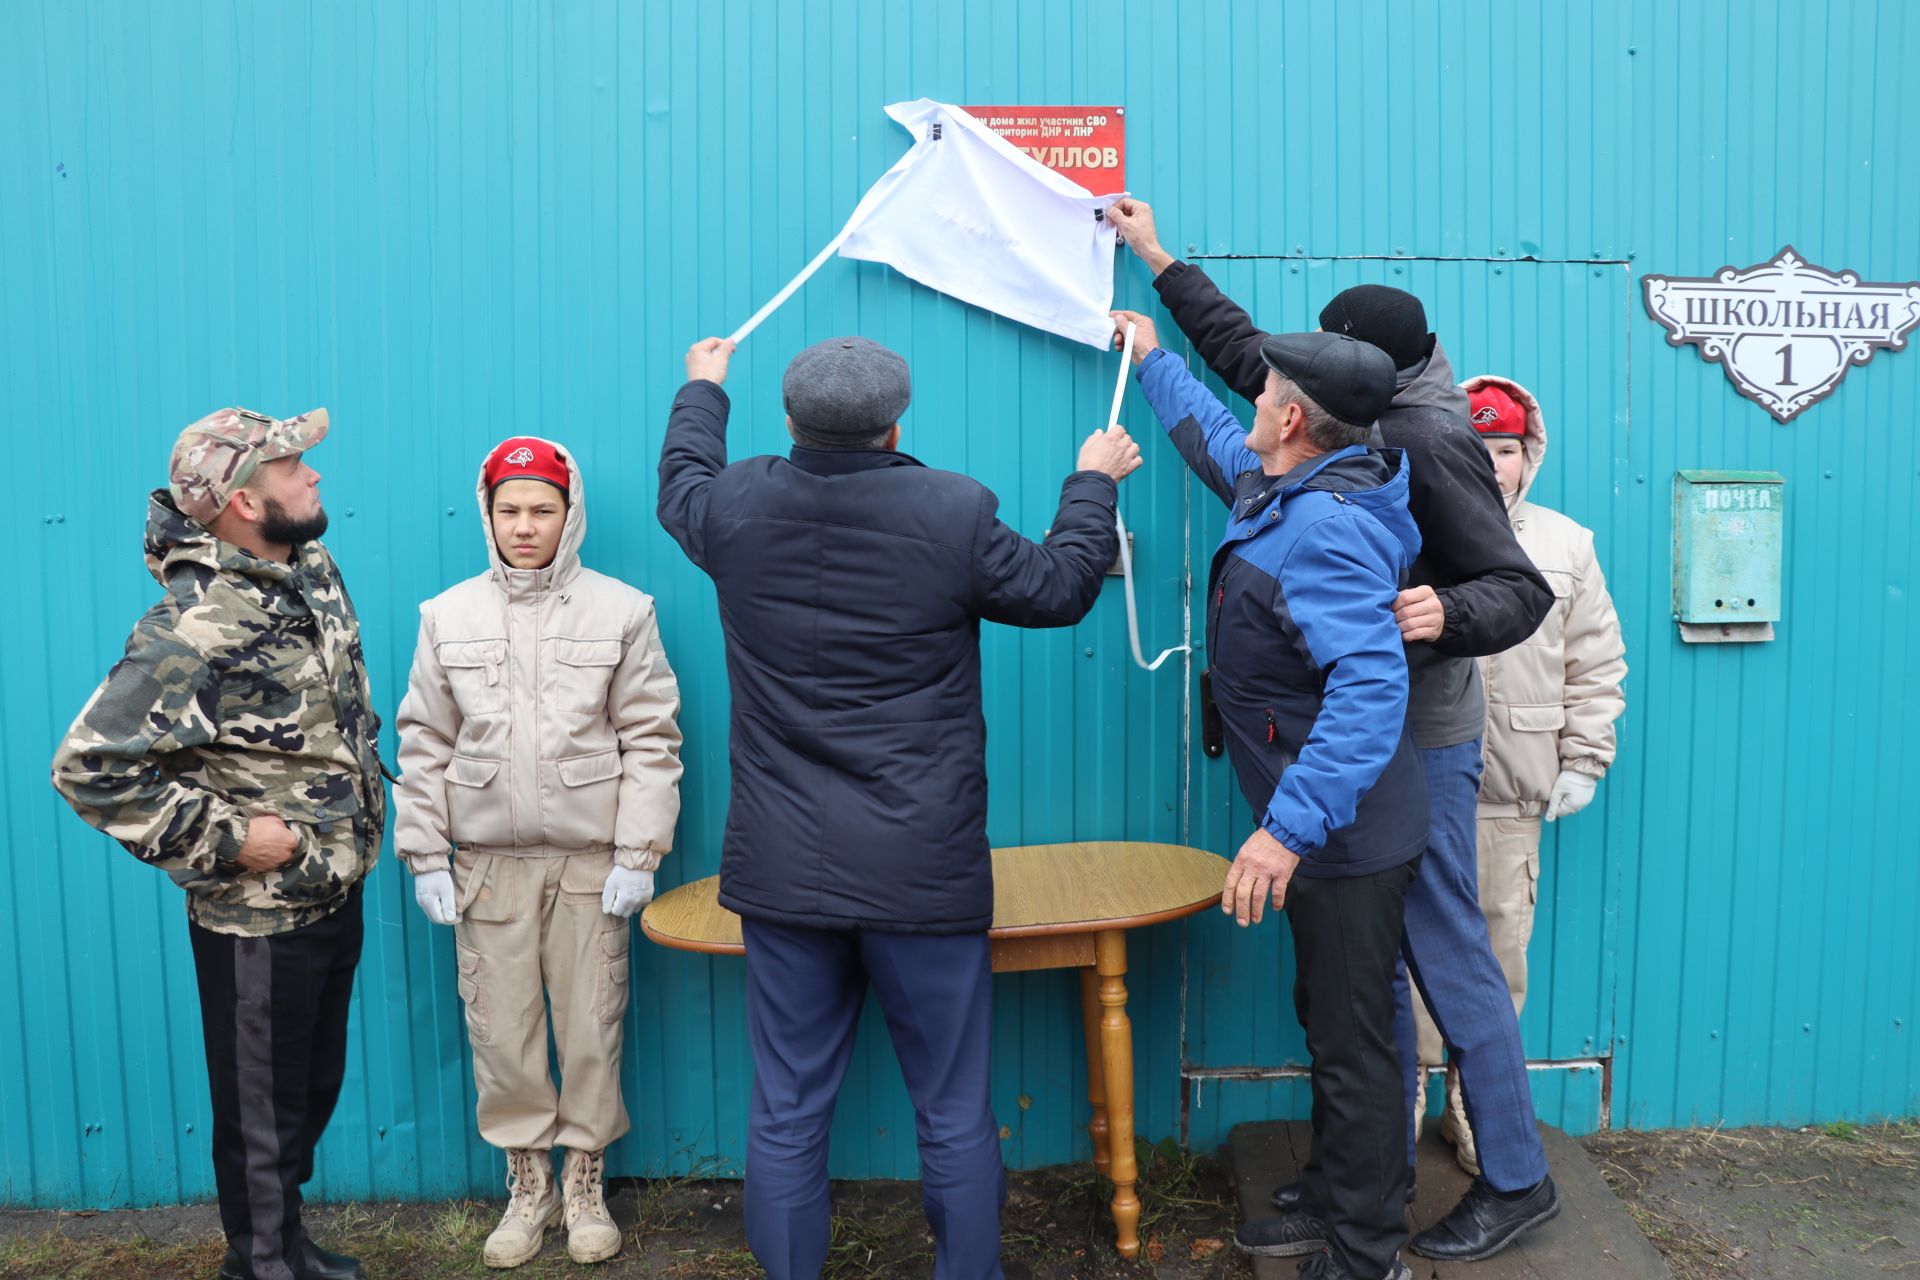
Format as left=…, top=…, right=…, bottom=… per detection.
left=659, top=335, right=1142, bottom=1280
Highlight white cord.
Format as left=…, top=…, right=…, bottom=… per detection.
left=1108, top=321, right=1188, bottom=672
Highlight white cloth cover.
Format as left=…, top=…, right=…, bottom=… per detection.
left=731, top=99, right=1123, bottom=348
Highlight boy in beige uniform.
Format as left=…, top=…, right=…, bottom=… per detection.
left=1413, top=378, right=1627, bottom=1173
left=395, top=437, right=683, bottom=1267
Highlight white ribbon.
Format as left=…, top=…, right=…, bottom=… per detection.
left=726, top=125, right=937, bottom=344
left=727, top=231, right=853, bottom=346
left=1108, top=321, right=1189, bottom=672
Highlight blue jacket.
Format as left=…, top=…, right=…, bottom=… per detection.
left=657, top=378, right=1120, bottom=932
left=1137, top=348, right=1429, bottom=876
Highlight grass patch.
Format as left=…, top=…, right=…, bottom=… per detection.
left=0, top=1232, right=222, bottom=1280
left=658, top=1244, right=763, bottom=1278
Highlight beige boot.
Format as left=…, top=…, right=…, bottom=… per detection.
left=484, top=1148, right=562, bottom=1269
left=1438, top=1068, right=1482, bottom=1176
left=562, top=1148, right=621, bottom=1264
left=1413, top=1068, right=1429, bottom=1141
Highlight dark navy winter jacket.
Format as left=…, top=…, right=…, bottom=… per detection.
left=657, top=378, right=1119, bottom=932
left=1137, top=349, right=1429, bottom=876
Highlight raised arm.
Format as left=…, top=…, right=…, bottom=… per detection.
left=1128, top=332, right=1259, bottom=507
left=657, top=338, right=737, bottom=570
left=1106, top=198, right=1271, bottom=404
left=972, top=431, right=1136, bottom=627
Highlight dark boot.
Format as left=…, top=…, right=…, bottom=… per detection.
left=299, top=1230, right=368, bottom=1280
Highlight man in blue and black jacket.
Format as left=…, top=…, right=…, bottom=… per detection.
left=1117, top=312, right=1425, bottom=1280
left=1110, top=198, right=1562, bottom=1267
left=658, top=334, right=1142, bottom=1280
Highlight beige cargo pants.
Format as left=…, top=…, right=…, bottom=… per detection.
left=1413, top=815, right=1542, bottom=1130
left=451, top=848, right=632, bottom=1153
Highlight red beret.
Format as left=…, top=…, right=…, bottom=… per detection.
left=1468, top=384, right=1527, bottom=438
left=484, top=437, right=571, bottom=494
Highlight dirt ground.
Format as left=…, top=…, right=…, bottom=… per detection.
left=4, top=1124, right=1916, bottom=1279
left=1587, top=1121, right=1920, bottom=1279
left=0, top=1139, right=1248, bottom=1280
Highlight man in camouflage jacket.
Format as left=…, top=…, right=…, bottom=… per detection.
left=52, top=407, right=385, bottom=1280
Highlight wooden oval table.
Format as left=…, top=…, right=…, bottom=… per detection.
left=640, top=840, right=1230, bottom=1260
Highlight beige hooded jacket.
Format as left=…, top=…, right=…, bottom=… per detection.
left=393, top=441, right=683, bottom=875
left=1460, top=375, right=1627, bottom=817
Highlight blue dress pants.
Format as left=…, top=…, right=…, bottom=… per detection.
left=1393, top=739, right=1550, bottom=1191
left=742, top=918, right=1007, bottom=1280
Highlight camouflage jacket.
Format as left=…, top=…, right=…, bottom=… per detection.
left=51, top=491, right=389, bottom=936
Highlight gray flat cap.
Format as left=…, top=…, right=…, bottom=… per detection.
left=783, top=337, right=911, bottom=441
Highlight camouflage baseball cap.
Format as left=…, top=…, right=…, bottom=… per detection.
left=168, top=406, right=329, bottom=524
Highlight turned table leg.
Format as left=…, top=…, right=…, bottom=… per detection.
left=1095, top=929, right=1140, bottom=1259
left=1079, top=966, right=1111, bottom=1175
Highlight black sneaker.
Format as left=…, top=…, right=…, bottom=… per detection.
left=1409, top=1174, right=1560, bottom=1262
left=1234, top=1207, right=1329, bottom=1257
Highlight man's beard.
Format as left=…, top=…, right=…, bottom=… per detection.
left=259, top=496, right=329, bottom=545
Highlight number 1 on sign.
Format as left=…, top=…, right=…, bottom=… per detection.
left=1776, top=342, right=1797, bottom=386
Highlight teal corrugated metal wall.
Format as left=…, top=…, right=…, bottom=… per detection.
left=2, top=0, right=1915, bottom=1207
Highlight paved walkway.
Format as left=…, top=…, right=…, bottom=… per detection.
left=1228, top=1120, right=1674, bottom=1279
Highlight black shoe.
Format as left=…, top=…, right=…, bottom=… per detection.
left=1270, top=1177, right=1415, bottom=1211
left=1293, top=1248, right=1413, bottom=1279
left=1409, top=1174, right=1560, bottom=1262
left=299, top=1231, right=368, bottom=1280
left=1002, top=1263, right=1033, bottom=1280
left=1235, top=1207, right=1329, bottom=1257
left=217, top=1234, right=367, bottom=1280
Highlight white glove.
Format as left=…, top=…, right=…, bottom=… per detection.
left=602, top=866, right=655, bottom=918
left=1544, top=770, right=1599, bottom=822
left=414, top=868, right=461, bottom=925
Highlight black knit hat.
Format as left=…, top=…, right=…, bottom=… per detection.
left=1318, top=285, right=1434, bottom=371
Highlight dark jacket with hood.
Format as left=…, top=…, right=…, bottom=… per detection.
left=1153, top=260, right=1553, bottom=749
left=658, top=378, right=1119, bottom=933
left=1137, top=349, right=1428, bottom=875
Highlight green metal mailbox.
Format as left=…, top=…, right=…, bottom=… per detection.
left=1672, top=470, right=1785, bottom=642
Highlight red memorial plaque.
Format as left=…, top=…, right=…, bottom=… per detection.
left=963, top=106, right=1126, bottom=195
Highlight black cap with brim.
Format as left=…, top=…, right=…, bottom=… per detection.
left=1260, top=331, right=1397, bottom=426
